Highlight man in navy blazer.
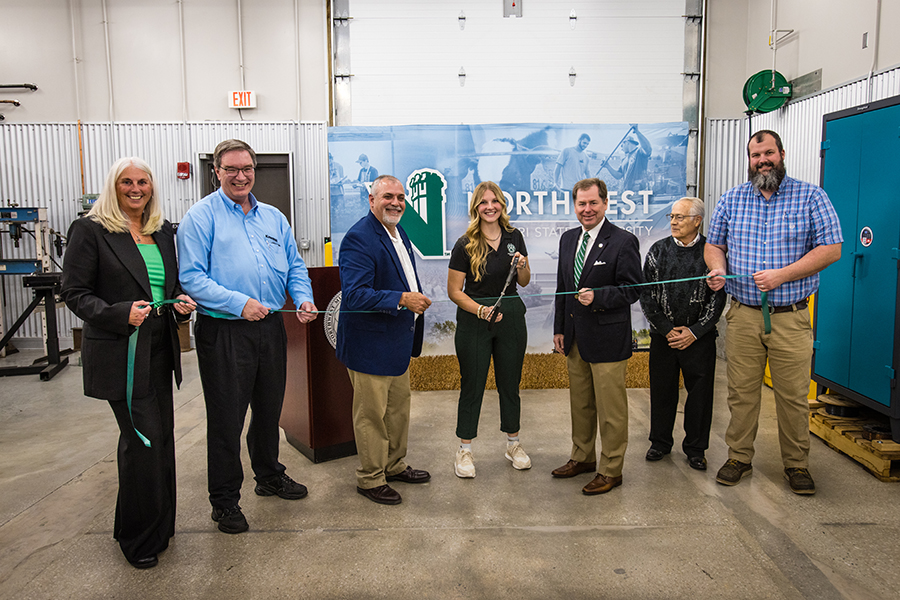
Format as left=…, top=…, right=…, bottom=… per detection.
left=551, top=178, right=642, bottom=495
left=337, top=175, right=433, bottom=505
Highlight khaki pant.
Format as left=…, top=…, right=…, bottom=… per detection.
left=566, top=341, right=629, bottom=477
left=348, top=368, right=411, bottom=489
left=724, top=302, right=813, bottom=468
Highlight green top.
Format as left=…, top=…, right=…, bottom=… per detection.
left=137, top=243, right=166, bottom=304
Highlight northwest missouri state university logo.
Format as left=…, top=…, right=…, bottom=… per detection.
left=323, top=292, right=341, bottom=349
left=399, top=169, right=449, bottom=259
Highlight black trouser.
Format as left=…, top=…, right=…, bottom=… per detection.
left=648, top=331, right=717, bottom=457
left=108, top=315, right=176, bottom=563
left=454, top=298, right=527, bottom=440
left=195, top=314, right=287, bottom=509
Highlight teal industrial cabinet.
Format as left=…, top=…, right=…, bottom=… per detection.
left=814, top=95, right=900, bottom=442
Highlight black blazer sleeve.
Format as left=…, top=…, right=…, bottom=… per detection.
left=62, top=218, right=137, bottom=336
left=61, top=217, right=183, bottom=400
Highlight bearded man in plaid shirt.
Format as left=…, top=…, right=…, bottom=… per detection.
left=705, top=130, right=843, bottom=496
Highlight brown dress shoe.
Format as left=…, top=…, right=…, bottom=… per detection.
left=385, top=466, right=431, bottom=484
left=357, top=484, right=402, bottom=505
left=551, top=459, right=596, bottom=478
left=582, top=473, right=623, bottom=495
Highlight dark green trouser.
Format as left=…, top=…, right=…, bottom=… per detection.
left=454, top=297, right=527, bottom=440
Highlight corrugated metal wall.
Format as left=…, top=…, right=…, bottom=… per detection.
left=703, top=66, right=900, bottom=220
left=0, top=121, right=329, bottom=346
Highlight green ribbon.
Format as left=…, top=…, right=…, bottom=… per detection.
left=761, top=291, right=771, bottom=334
left=264, top=274, right=753, bottom=317
left=127, top=298, right=187, bottom=448
left=268, top=308, right=387, bottom=314
left=125, top=329, right=150, bottom=447
left=198, top=274, right=769, bottom=347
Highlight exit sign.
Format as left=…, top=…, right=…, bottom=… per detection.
left=229, top=90, right=257, bottom=109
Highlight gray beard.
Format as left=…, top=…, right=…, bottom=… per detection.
left=750, top=162, right=786, bottom=192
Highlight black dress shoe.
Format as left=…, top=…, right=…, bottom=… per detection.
left=688, top=456, right=708, bottom=471
left=129, top=555, right=158, bottom=569
left=385, top=466, right=431, bottom=484
left=357, top=484, right=402, bottom=505
left=645, top=448, right=666, bottom=461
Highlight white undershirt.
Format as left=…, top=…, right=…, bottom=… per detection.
left=383, top=224, right=420, bottom=318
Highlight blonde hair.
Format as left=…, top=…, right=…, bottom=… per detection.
left=464, top=181, right=513, bottom=282
left=88, top=157, right=164, bottom=235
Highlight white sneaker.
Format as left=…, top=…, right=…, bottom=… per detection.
left=455, top=447, right=476, bottom=478
left=505, top=441, right=532, bottom=470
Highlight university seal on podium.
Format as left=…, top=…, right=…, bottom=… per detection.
left=323, top=291, right=341, bottom=349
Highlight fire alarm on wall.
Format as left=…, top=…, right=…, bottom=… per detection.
left=177, top=162, right=191, bottom=180
left=503, top=0, right=522, bottom=18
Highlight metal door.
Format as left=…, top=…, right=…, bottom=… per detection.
left=848, top=104, right=900, bottom=405
left=817, top=101, right=900, bottom=407
left=816, top=115, right=861, bottom=389
left=198, top=154, right=294, bottom=226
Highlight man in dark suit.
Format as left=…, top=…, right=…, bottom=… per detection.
left=551, top=178, right=642, bottom=495
left=336, top=175, right=433, bottom=505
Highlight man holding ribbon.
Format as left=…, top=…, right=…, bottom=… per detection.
left=178, top=139, right=318, bottom=534
left=337, top=175, right=432, bottom=506
left=706, top=130, right=842, bottom=495
left=551, top=178, right=642, bottom=495
left=640, top=197, right=725, bottom=471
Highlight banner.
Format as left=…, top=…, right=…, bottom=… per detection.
left=328, top=122, right=689, bottom=354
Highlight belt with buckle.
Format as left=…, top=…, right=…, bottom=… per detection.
left=147, top=304, right=171, bottom=318
left=740, top=298, right=808, bottom=314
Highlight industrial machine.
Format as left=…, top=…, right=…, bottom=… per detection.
left=0, top=207, right=68, bottom=380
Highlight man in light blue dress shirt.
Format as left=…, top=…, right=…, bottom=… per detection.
left=178, top=139, right=318, bottom=534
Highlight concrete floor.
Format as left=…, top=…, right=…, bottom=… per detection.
left=0, top=348, right=897, bottom=600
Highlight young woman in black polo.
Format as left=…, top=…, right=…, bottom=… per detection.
left=447, top=181, right=531, bottom=478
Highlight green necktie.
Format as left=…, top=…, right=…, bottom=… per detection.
left=574, top=231, right=590, bottom=284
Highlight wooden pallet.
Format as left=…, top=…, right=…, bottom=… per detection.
left=809, top=410, right=900, bottom=482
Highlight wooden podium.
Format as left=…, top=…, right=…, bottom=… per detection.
left=280, top=266, right=356, bottom=463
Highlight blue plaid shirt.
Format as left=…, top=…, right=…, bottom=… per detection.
left=707, top=176, right=843, bottom=306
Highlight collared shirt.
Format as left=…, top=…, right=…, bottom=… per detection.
left=448, top=228, right=528, bottom=299
left=707, top=176, right=842, bottom=305
left=576, top=218, right=605, bottom=258
left=382, top=222, right=421, bottom=319
left=177, top=189, right=314, bottom=319
left=382, top=223, right=419, bottom=294
left=673, top=232, right=700, bottom=247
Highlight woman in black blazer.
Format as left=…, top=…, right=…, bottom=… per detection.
left=61, top=157, right=195, bottom=569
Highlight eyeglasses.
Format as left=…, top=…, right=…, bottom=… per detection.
left=666, top=213, right=700, bottom=223
left=218, top=166, right=255, bottom=176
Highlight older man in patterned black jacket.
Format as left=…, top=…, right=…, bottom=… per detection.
left=640, top=197, right=725, bottom=471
